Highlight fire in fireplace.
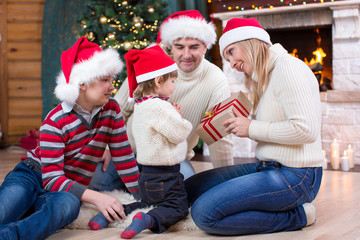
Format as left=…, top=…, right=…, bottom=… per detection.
left=267, top=26, right=332, bottom=91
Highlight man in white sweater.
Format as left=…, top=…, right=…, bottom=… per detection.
left=114, top=10, right=233, bottom=177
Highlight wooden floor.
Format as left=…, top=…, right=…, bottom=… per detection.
left=1, top=147, right=360, bottom=240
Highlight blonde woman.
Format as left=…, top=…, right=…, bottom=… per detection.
left=184, top=18, right=323, bottom=236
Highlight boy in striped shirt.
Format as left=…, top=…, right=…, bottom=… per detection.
left=0, top=37, right=140, bottom=240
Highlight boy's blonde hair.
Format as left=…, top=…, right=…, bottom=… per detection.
left=133, top=70, right=178, bottom=98
left=235, top=39, right=270, bottom=110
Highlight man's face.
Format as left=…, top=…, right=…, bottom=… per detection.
left=170, top=38, right=207, bottom=73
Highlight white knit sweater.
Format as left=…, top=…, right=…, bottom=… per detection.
left=115, top=58, right=233, bottom=167
left=249, top=44, right=323, bottom=167
left=133, top=98, right=192, bottom=166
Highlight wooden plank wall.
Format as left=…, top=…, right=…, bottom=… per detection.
left=1, top=0, right=44, bottom=144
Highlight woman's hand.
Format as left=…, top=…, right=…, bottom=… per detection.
left=101, top=149, right=111, bottom=172
left=172, top=102, right=183, bottom=115
left=81, top=189, right=126, bottom=222
left=223, top=108, right=251, bottom=138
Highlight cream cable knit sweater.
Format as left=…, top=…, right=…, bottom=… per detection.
left=115, top=58, right=233, bottom=167
left=249, top=44, right=323, bottom=167
left=133, top=98, right=192, bottom=166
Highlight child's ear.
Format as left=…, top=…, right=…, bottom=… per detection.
left=154, top=77, right=162, bottom=88
left=79, top=83, right=87, bottom=91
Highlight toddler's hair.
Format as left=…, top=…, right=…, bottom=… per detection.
left=133, top=70, right=178, bottom=98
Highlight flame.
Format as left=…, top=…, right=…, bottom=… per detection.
left=290, top=49, right=298, bottom=58
left=304, top=48, right=326, bottom=65
left=292, top=28, right=326, bottom=66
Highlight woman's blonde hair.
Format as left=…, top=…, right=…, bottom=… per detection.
left=133, top=70, right=178, bottom=98
left=235, top=39, right=270, bottom=110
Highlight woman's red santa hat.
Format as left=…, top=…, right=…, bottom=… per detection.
left=219, top=18, right=272, bottom=58
left=54, top=36, right=123, bottom=104
left=156, top=10, right=216, bottom=49
left=125, top=45, right=178, bottom=98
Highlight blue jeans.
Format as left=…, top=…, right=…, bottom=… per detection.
left=0, top=162, right=80, bottom=240
left=88, top=161, right=128, bottom=191
left=89, top=158, right=196, bottom=191
left=185, top=161, right=322, bottom=235
left=124, top=164, right=188, bottom=233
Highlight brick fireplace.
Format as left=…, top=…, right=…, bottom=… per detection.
left=204, top=0, right=360, bottom=165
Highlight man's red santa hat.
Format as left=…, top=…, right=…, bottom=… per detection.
left=156, top=10, right=216, bottom=49
left=219, top=18, right=272, bottom=58
left=125, top=45, right=178, bottom=98
left=55, top=36, right=123, bottom=104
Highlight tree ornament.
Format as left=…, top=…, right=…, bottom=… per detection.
left=107, top=32, right=115, bottom=40
left=148, top=7, right=155, bottom=13
left=123, top=41, right=132, bottom=50
left=85, top=32, right=95, bottom=41
left=99, top=16, right=108, bottom=24
left=132, top=16, right=143, bottom=29
left=81, top=20, right=87, bottom=29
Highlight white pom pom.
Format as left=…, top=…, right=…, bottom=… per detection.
left=54, top=83, right=79, bottom=104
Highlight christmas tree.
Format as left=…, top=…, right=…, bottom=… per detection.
left=78, top=0, right=170, bottom=93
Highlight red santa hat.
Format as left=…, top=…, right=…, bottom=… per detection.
left=125, top=45, right=178, bottom=98
left=54, top=36, right=123, bottom=104
left=219, top=18, right=272, bottom=58
left=156, top=10, right=216, bottom=49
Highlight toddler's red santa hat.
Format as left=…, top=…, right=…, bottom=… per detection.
left=125, top=45, right=178, bottom=98
left=156, top=10, right=216, bottom=49
left=54, top=36, right=123, bottom=104
left=219, top=18, right=272, bottom=58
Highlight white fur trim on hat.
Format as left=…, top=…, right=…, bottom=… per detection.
left=160, top=17, right=216, bottom=49
left=136, top=63, right=178, bottom=83
left=219, top=26, right=272, bottom=58
left=54, top=48, right=123, bottom=104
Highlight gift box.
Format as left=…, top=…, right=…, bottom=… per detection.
left=20, top=128, right=40, bottom=151
left=195, top=92, right=252, bottom=146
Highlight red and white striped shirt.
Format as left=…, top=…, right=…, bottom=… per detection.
left=27, top=98, right=139, bottom=200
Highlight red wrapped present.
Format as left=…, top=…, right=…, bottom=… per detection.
left=20, top=128, right=40, bottom=150
left=195, top=92, right=252, bottom=145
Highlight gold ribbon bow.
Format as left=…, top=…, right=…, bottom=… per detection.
left=204, top=111, right=215, bottom=119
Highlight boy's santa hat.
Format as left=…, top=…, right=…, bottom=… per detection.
left=156, top=10, right=216, bottom=49
left=54, top=36, right=123, bottom=104
left=219, top=18, right=272, bottom=58
left=125, top=45, right=177, bottom=98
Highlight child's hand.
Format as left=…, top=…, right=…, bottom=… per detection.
left=172, top=103, right=183, bottom=115
left=101, top=149, right=111, bottom=172
left=82, top=189, right=126, bottom=222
